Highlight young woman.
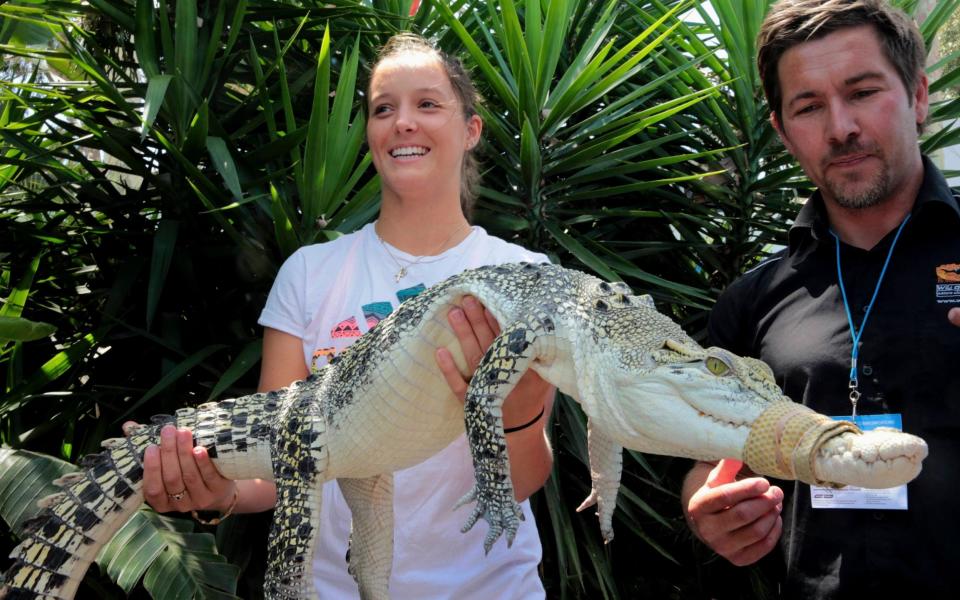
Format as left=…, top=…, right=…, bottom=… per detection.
left=132, top=34, right=555, bottom=597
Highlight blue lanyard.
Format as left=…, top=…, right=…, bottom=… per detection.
left=828, top=213, right=910, bottom=421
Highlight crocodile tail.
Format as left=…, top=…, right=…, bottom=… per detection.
left=180, top=390, right=278, bottom=481
left=0, top=389, right=279, bottom=600
left=1, top=433, right=150, bottom=600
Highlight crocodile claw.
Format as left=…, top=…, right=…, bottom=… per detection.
left=576, top=489, right=615, bottom=543
left=453, top=486, right=477, bottom=512
left=455, top=485, right=523, bottom=554
left=576, top=490, right=598, bottom=512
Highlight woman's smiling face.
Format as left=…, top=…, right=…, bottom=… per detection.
left=366, top=51, right=481, bottom=201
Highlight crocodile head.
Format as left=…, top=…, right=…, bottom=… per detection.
left=571, top=295, right=927, bottom=489
left=593, top=336, right=787, bottom=461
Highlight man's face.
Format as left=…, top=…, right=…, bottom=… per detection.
left=772, top=25, right=928, bottom=210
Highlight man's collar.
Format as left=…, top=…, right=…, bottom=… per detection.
left=913, top=154, right=960, bottom=219
left=787, top=154, right=960, bottom=253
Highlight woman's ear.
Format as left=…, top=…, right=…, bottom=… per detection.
left=465, top=113, right=483, bottom=149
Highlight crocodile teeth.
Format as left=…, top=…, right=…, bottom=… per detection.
left=697, top=410, right=748, bottom=429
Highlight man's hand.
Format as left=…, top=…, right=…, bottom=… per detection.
left=949, top=307, right=960, bottom=328
left=123, top=422, right=237, bottom=513
left=683, top=459, right=783, bottom=566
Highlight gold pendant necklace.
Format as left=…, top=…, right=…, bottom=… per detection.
left=377, top=223, right=469, bottom=283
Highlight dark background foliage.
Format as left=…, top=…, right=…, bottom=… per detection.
left=2, top=0, right=958, bottom=598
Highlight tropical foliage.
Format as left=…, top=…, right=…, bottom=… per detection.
left=1, top=0, right=959, bottom=598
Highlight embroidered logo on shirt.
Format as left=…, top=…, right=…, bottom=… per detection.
left=936, top=262, right=960, bottom=304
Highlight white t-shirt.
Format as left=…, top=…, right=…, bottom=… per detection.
left=258, top=222, right=549, bottom=599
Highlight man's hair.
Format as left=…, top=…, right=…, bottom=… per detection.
left=757, top=0, right=926, bottom=122
left=367, top=33, right=482, bottom=220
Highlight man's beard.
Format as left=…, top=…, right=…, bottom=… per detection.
left=821, top=143, right=890, bottom=209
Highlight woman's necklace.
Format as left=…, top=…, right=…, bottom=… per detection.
left=377, top=223, right=470, bottom=283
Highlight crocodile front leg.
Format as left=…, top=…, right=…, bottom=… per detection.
left=458, top=319, right=547, bottom=554
left=339, top=474, right=394, bottom=600
left=576, top=421, right=623, bottom=543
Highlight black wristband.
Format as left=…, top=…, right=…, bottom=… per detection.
left=504, top=405, right=546, bottom=433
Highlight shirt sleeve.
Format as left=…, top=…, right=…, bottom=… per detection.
left=258, top=249, right=308, bottom=339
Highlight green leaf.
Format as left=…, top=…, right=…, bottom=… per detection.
left=174, top=0, right=199, bottom=116
left=0, top=448, right=76, bottom=534
left=301, top=24, right=332, bottom=224
left=197, top=0, right=228, bottom=86
left=96, top=510, right=241, bottom=597
left=146, top=220, right=179, bottom=331
left=270, top=182, right=300, bottom=258
left=141, top=74, right=173, bottom=141
left=1, top=331, right=102, bottom=417
left=121, top=344, right=227, bottom=419
left=535, top=0, right=570, bottom=105
left=206, top=340, right=262, bottom=401
left=88, top=0, right=135, bottom=31
left=0, top=316, right=56, bottom=342
left=206, top=137, right=243, bottom=201
left=135, top=0, right=160, bottom=77
left=98, top=510, right=169, bottom=593
left=543, top=220, right=619, bottom=281
left=182, top=100, right=210, bottom=158
left=0, top=251, right=43, bottom=320
left=520, top=116, right=541, bottom=201
left=319, top=35, right=365, bottom=217
left=432, top=0, right=519, bottom=115
left=141, top=511, right=240, bottom=598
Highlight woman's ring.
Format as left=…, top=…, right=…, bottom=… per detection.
left=167, top=489, right=186, bottom=501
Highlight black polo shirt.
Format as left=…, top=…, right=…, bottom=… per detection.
left=708, top=156, right=960, bottom=599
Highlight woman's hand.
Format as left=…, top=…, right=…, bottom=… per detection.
left=123, top=422, right=237, bottom=513
left=434, top=294, right=555, bottom=500
left=434, top=295, right=549, bottom=427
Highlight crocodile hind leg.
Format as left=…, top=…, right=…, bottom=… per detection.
left=575, top=422, right=623, bottom=543
left=265, top=478, right=323, bottom=599
left=0, top=392, right=279, bottom=600
left=264, top=404, right=328, bottom=600
left=339, top=474, right=394, bottom=600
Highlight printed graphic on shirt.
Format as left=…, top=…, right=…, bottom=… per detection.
left=316, top=283, right=427, bottom=374
left=311, top=347, right=337, bottom=371
left=936, top=262, right=960, bottom=304
left=397, top=283, right=426, bottom=304
left=331, top=316, right=362, bottom=338
left=363, top=301, right=393, bottom=329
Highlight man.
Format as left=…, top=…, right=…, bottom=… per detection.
left=681, top=1, right=960, bottom=598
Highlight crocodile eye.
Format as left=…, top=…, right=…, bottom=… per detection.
left=705, top=356, right=730, bottom=376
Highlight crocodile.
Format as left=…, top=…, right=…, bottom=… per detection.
left=0, top=262, right=928, bottom=600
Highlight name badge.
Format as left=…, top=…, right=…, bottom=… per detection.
left=810, top=413, right=908, bottom=510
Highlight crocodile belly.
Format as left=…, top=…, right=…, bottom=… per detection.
left=325, top=312, right=466, bottom=478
